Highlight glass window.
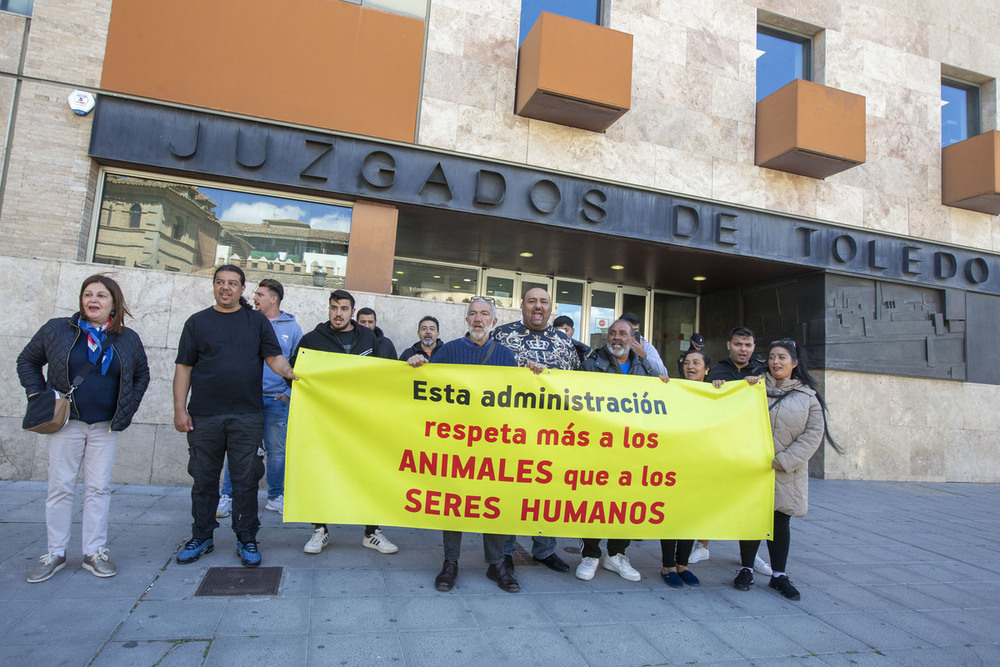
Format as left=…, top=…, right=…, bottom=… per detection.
left=93, top=173, right=351, bottom=288
left=0, top=0, right=34, bottom=17
left=756, top=27, right=810, bottom=102
left=519, top=0, right=601, bottom=46
left=941, top=79, right=980, bottom=147
left=392, top=259, right=478, bottom=303
left=589, top=287, right=617, bottom=350
left=554, top=280, right=584, bottom=332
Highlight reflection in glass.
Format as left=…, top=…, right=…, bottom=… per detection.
left=93, top=174, right=351, bottom=288
left=941, top=80, right=980, bottom=147
left=485, top=276, right=515, bottom=308
left=555, top=280, right=584, bottom=337
left=392, top=259, right=478, bottom=303
left=589, top=288, right=616, bottom=350
left=756, top=28, right=809, bottom=102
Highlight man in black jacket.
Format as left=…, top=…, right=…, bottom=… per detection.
left=399, top=315, right=443, bottom=362
left=706, top=327, right=765, bottom=387
left=291, top=290, right=399, bottom=557
left=357, top=307, right=397, bottom=361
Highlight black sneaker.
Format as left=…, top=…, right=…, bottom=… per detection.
left=769, top=575, right=800, bottom=600
left=734, top=567, right=754, bottom=591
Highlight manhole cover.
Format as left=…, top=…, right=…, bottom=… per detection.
left=195, top=567, right=282, bottom=596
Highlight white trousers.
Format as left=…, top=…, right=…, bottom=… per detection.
left=45, top=420, right=118, bottom=556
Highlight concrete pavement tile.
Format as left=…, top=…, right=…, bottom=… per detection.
left=141, top=561, right=214, bottom=600
left=822, top=564, right=899, bottom=585
left=816, top=651, right=903, bottom=666
left=375, top=545, right=441, bottom=570
left=311, top=567, right=387, bottom=596
left=751, top=656, right=829, bottom=666
left=464, top=592, right=553, bottom=628
left=398, top=628, right=500, bottom=666
left=531, top=591, right=626, bottom=625
left=0, top=522, right=45, bottom=563
left=820, top=584, right=912, bottom=612
left=632, top=618, right=744, bottom=663
left=933, top=608, right=1000, bottom=643
left=215, top=597, right=311, bottom=637
left=700, top=616, right=810, bottom=660
left=309, top=597, right=396, bottom=635
left=206, top=635, right=308, bottom=665
left=768, top=614, right=872, bottom=655
left=712, top=583, right=812, bottom=617
left=915, top=582, right=1000, bottom=608
left=0, top=600, right=38, bottom=637
left=112, top=598, right=227, bottom=641
left=948, top=580, right=1000, bottom=605
left=814, top=611, right=932, bottom=651
left=865, top=583, right=960, bottom=611
left=0, top=558, right=72, bottom=600
left=876, top=610, right=976, bottom=648
left=484, top=626, right=585, bottom=663
left=49, top=564, right=161, bottom=600
left=669, top=587, right=747, bottom=620
left=389, top=595, right=477, bottom=631
left=3, top=596, right=133, bottom=644
left=0, top=638, right=103, bottom=667
left=786, top=562, right=856, bottom=587
left=562, top=623, right=666, bottom=666
left=497, top=564, right=579, bottom=593
left=784, top=584, right=859, bottom=615
left=93, top=639, right=212, bottom=666
left=876, top=646, right=995, bottom=666
left=382, top=566, right=441, bottom=595
left=306, top=631, right=403, bottom=665
left=276, top=566, right=313, bottom=597
left=592, top=589, right=690, bottom=622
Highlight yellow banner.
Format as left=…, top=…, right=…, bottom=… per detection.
left=285, top=349, right=775, bottom=540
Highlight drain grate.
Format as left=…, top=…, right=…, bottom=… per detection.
left=195, top=567, right=282, bottom=596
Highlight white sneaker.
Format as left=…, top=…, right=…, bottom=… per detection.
left=303, top=528, right=329, bottom=554
left=265, top=495, right=283, bottom=514
left=688, top=541, right=710, bottom=563
left=362, top=529, right=398, bottom=553
left=601, top=553, right=641, bottom=581
left=754, top=553, right=773, bottom=576
left=216, top=494, right=232, bottom=518
left=576, top=556, right=599, bottom=580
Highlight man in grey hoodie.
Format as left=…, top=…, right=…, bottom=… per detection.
left=217, top=279, right=302, bottom=518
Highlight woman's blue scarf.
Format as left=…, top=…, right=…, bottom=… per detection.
left=78, top=316, right=114, bottom=375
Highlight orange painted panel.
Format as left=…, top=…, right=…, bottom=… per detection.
left=345, top=200, right=398, bottom=295
left=756, top=79, right=865, bottom=179
left=102, top=0, right=423, bottom=143
left=942, top=130, right=1000, bottom=215
left=516, top=12, right=632, bottom=132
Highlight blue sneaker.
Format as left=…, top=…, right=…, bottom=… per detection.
left=237, top=541, right=261, bottom=568
left=177, top=537, right=213, bottom=564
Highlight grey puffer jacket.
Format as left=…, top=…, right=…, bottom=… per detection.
left=766, top=373, right=823, bottom=517
left=17, top=314, right=150, bottom=431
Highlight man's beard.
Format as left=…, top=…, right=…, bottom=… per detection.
left=469, top=326, right=492, bottom=342
left=421, top=336, right=435, bottom=346
left=607, top=341, right=629, bottom=359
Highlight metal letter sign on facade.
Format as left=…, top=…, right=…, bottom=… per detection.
left=88, top=97, right=1000, bottom=296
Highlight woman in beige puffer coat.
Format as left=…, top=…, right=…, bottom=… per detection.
left=734, top=339, right=840, bottom=601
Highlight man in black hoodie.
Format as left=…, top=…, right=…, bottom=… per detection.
left=706, top=326, right=765, bottom=387
left=356, top=307, right=397, bottom=361
left=290, top=289, right=400, bottom=557
left=399, top=315, right=444, bottom=362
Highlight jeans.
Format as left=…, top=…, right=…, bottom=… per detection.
left=504, top=535, right=557, bottom=560
left=188, top=413, right=264, bottom=543
left=45, top=420, right=117, bottom=556
left=221, top=396, right=288, bottom=499
left=443, top=531, right=504, bottom=565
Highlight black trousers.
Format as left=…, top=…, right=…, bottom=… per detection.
left=739, top=510, right=791, bottom=573
left=188, top=413, right=264, bottom=543
left=659, top=539, right=695, bottom=568
left=582, top=538, right=630, bottom=559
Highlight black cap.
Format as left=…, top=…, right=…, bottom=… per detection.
left=690, top=333, right=705, bottom=347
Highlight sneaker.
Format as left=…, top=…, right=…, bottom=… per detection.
left=264, top=495, right=283, bottom=514
left=575, top=556, right=599, bottom=581
left=754, top=553, right=773, bottom=576
left=734, top=567, right=754, bottom=591
left=237, top=540, right=261, bottom=568
left=601, top=553, right=641, bottom=581
left=27, top=553, right=66, bottom=583
left=216, top=494, right=232, bottom=518
left=177, top=537, right=214, bottom=564
left=303, top=528, right=329, bottom=554
left=769, top=575, right=801, bottom=600
left=82, top=547, right=117, bottom=578
left=688, top=541, right=710, bottom=563
left=362, top=529, right=398, bottom=554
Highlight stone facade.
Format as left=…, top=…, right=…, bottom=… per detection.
left=1, top=0, right=999, bottom=483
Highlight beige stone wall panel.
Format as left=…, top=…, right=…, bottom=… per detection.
left=417, top=97, right=460, bottom=150
left=948, top=207, right=994, bottom=249
left=762, top=170, right=819, bottom=218
left=0, top=81, right=95, bottom=261
left=816, top=180, right=865, bottom=227
left=0, top=416, right=38, bottom=481
left=111, top=423, right=155, bottom=485
left=22, top=0, right=113, bottom=88
left=751, top=0, right=843, bottom=33
left=907, top=200, right=952, bottom=244
left=526, top=120, right=657, bottom=189
left=150, top=425, right=190, bottom=487
left=711, top=76, right=755, bottom=123
left=457, top=104, right=529, bottom=164
left=622, top=97, right=687, bottom=150
left=686, top=29, right=741, bottom=78
left=0, top=11, right=26, bottom=73
left=653, top=145, right=714, bottom=199
left=422, top=50, right=500, bottom=111
left=712, top=159, right=767, bottom=208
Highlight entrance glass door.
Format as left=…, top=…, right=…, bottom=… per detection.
left=589, top=284, right=617, bottom=349
left=653, top=291, right=699, bottom=375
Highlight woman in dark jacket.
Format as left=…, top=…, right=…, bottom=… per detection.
left=17, top=274, right=149, bottom=583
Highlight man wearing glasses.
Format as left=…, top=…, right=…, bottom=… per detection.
left=408, top=296, right=522, bottom=593
left=492, top=287, right=579, bottom=574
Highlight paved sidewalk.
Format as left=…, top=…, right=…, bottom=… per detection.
left=0, top=478, right=997, bottom=666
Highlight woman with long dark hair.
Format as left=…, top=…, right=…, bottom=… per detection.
left=733, top=339, right=840, bottom=600
left=17, top=274, right=150, bottom=583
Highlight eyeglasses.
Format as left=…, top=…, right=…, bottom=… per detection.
left=469, top=296, right=496, bottom=304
